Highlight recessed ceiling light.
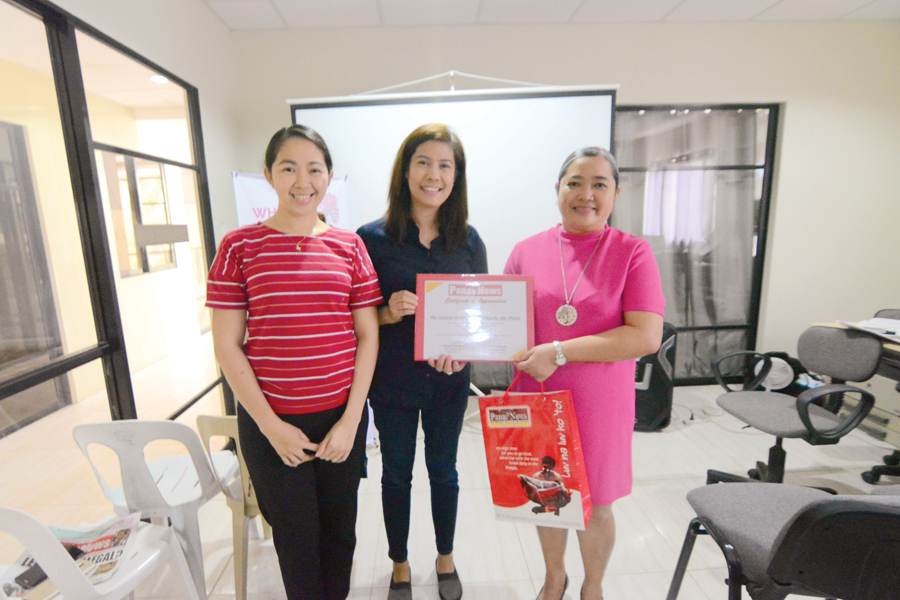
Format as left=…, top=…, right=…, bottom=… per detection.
left=150, top=75, right=168, bottom=84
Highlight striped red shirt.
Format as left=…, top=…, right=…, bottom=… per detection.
left=206, top=224, right=383, bottom=414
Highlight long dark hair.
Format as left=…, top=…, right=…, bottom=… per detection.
left=264, top=124, right=333, bottom=173
left=385, top=124, right=468, bottom=253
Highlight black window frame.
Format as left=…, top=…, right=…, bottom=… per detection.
left=0, top=0, right=219, bottom=422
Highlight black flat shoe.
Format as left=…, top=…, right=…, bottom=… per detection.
left=536, top=575, right=568, bottom=600
left=388, top=573, right=412, bottom=600
left=436, top=559, right=462, bottom=600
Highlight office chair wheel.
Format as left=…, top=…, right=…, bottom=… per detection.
left=748, top=468, right=762, bottom=480
left=885, top=453, right=900, bottom=466
left=862, top=470, right=880, bottom=484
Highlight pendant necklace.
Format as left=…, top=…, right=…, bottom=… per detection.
left=556, top=225, right=607, bottom=326
left=295, top=220, right=328, bottom=252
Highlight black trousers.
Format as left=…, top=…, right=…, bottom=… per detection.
left=371, top=397, right=468, bottom=563
left=238, top=403, right=368, bottom=600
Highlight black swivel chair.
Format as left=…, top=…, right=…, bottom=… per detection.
left=861, top=308, right=900, bottom=484
left=864, top=450, right=900, bottom=483
left=469, top=362, right=514, bottom=396
left=707, top=325, right=881, bottom=485
left=666, top=483, right=900, bottom=600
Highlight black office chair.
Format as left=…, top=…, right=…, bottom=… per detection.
left=469, top=362, right=514, bottom=396
left=861, top=309, right=900, bottom=484
left=864, top=451, right=900, bottom=483
left=666, top=482, right=900, bottom=600
left=707, top=325, right=881, bottom=485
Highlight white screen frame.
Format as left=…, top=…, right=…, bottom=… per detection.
left=290, top=86, right=617, bottom=273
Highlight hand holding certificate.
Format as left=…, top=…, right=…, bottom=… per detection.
left=414, top=274, right=534, bottom=362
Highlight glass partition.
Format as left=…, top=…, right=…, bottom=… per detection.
left=76, top=30, right=192, bottom=165
left=96, top=150, right=177, bottom=276
left=76, top=27, right=213, bottom=418
left=0, top=0, right=104, bottom=433
left=614, top=106, right=777, bottom=382
left=0, top=0, right=217, bottom=436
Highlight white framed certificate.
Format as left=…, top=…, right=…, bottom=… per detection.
left=414, top=274, right=534, bottom=362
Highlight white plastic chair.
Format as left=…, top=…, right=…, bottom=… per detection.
left=196, top=415, right=272, bottom=600
left=72, top=420, right=239, bottom=600
left=0, top=506, right=199, bottom=600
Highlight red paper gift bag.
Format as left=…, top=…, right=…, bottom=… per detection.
left=479, top=372, right=593, bottom=530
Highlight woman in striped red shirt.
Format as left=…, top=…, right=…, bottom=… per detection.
left=207, top=125, right=382, bottom=600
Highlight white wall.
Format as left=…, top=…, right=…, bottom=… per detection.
left=231, top=21, right=900, bottom=356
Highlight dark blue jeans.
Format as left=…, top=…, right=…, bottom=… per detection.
left=371, top=397, right=468, bottom=563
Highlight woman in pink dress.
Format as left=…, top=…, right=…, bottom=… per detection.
left=504, top=147, right=665, bottom=600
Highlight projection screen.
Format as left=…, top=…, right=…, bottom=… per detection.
left=290, top=86, right=616, bottom=273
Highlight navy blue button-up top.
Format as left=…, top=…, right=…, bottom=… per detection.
left=357, top=217, right=489, bottom=408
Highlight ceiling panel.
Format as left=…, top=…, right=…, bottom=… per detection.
left=202, top=0, right=900, bottom=29
left=753, top=0, right=874, bottom=20
left=478, top=0, right=582, bottom=24
left=271, top=0, right=381, bottom=28
left=380, top=0, right=481, bottom=26
left=842, top=0, right=900, bottom=19
left=574, top=0, right=684, bottom=22
left=206, top=0, right=286, bottom=30
left=665, top=0, right=782, bottom=21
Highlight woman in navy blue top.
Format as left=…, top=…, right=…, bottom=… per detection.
left=357, top=124, right=487, bottom=600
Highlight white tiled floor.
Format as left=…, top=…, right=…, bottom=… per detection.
left=2, top=333, right=898, bottom=600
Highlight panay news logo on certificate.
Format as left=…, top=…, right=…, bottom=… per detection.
left=447, top=284, right=503, bottom=297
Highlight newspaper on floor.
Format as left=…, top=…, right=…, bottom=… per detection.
left=0, top=512, right=140, bottom=600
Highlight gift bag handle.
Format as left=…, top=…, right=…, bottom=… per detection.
left=500, top=370, right=546, bottom=403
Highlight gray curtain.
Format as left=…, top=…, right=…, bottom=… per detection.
left=614, top=109, right=770, bottom=378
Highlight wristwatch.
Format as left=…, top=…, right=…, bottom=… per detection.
left=553, top=340, right=567, bottom=366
